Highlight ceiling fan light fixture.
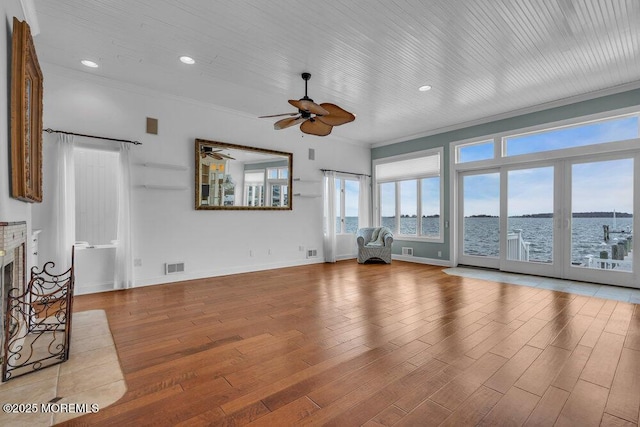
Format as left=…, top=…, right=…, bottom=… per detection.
left=259, top=72, right=355, bottom=136
left=81, top=59, right=99, bottom=68
left=418, top=84, right=432, bottom=92
left=179, top=56, right=195, bottom=65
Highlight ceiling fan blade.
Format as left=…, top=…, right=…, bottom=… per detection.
left=274, top=116, right=305, bottom=130
left=288, top=99, right=329, bottom=116
left=317, top=103, right=356, bottom=126
left=258, top=112, right=298, bottom=118
left=300, top=119, right=333, bottom=136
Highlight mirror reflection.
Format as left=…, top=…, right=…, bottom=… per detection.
left=195, top=139, right=293, bottom=210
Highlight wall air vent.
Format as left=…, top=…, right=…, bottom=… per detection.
left=165, top=262, right=185, bottom=275
left=402, top=247, right=414, bottom=256
left=306, top=249, right=318, bottom=259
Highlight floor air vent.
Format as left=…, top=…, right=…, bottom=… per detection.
left=165, top=262, right=185, bottom=275
left=306, top=249, right=318, bottom=259
left=402, top=247, right=414, bottom=256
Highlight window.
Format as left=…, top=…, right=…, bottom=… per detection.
left=244, top=167, right=288, bottom=206
left=456, top=139, right=494, bottom=163
left=244, top=171, right=264, bottom=206
left=505, top=115, right=639, bottom=157
left=380, top=182, right=396, bottom=231
left=266, top=167, right=288, bottom=207
left=334, top=177, right=360, bottom=233
left=267, top=166, right=288, bottom=179
left=375, top=148, right=443, bottom=240
left=74, top=147, right=119, bottom=245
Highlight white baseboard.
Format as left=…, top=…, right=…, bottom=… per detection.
left=136, top=258, right=325, bottom=289
left=74, top=282, right=114, bottom=295
left=72, top=256, right=450, bottom=294
left=392, top=254, right=453, bottom=267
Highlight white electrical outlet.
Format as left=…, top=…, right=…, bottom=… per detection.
left=438, top=251, right=442, bottom=257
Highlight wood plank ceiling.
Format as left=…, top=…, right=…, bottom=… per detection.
left=32, top=0, right=640, bottom=146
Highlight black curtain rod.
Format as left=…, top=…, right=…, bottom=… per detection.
left=44, top=128, right=142, bottom=145
left=320, top=168, right=370, bottom=177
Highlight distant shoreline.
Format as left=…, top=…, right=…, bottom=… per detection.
left=464, top=212, right=633, bottom=219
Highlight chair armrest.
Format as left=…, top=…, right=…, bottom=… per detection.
left=384, top=235, right=393, bottom=246
left=357, top=236, right=365, bottom=247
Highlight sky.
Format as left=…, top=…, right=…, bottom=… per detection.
left=460, top=116, right=637, bottom=216
left=379, top=178, right=441, bottom=217
left=372, top=115, right=637, bottom=218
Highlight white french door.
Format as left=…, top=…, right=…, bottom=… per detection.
left=458, top=170, right=501, bottom=269
left=564, top=155, right=636, bottom=286
left=457, top=152, right=638, bottom=287
left=500, top=162, right=563, bottom=278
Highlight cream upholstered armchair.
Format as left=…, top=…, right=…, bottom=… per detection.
left=356, top=227, right=393, bottom=264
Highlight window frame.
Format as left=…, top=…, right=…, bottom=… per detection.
left=335, top=174, right=360, bottom=235
left=73, top=144, right=120, bottom=246
left=452, top=109, right=640, bottom=170
left=373, top=147, right=444, bottom=242
left=449, top=106, right=640, bottom=270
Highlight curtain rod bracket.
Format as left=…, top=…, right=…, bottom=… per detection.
left=44, top=128, right=142, bottom=145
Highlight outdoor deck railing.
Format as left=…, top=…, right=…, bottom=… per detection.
left=507, top=229, right=530, bottom=262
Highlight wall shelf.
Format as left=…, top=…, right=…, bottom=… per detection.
left=136, top=184, right=188, bottom=191
left=138, top=162, right=188, bottom=171
left=293, top=178, right=321, bottom=198
left=293, top=178, right=320, bottom=183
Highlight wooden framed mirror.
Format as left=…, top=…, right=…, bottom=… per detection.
left=195, top=139, right=293, bottom=210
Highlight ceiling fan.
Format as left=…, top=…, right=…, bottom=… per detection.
left=200, top=146, right=235, bottom=160
left=259, top=72, right=355, bottom=136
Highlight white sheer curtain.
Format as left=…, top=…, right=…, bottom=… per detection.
left=114, top=143, right=134, bottom=289
left=322, top=170, right=337, bottom=263
left=52, top=134, right=75, bottom=272
left=358, top=175, right=371, bottom=229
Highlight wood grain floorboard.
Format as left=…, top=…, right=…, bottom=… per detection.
left=53, top=261, right=640, bottom=426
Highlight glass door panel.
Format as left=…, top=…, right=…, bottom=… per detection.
left=506, top=167, right=555, bottom=261
left=460, top=172, right=500, bottom=268
left=501, top=165, right=559, bottom=276
left=568, top=158, right=634, bottom=285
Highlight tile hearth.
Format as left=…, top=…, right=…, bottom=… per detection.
left=0, top=310, right=126, bottom=426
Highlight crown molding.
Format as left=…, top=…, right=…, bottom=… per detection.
left=372, top=79, right=640, bottom=149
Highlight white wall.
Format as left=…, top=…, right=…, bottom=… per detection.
left=33, top=66, right=370, bottom=288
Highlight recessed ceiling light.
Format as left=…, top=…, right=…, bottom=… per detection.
left=81, top=59, right=99, bottom=68
left=418, top=85, right=432, bottom=92
left=179, top=56, right=195, bottom=65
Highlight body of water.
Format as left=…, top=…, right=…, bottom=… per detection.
left=341, top=217, right=440, bottom=236
left=344, top=216, right=633, bottom=265
left=463, top=216, right=633, bottom=264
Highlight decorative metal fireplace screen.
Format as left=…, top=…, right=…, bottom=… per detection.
left=2, top=248, right=75, bottom=381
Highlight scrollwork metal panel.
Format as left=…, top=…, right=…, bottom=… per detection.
left=2, top=248, right=75, bottom=381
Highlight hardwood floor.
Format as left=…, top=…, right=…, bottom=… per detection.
left=59, top=261, right=640, bottom=426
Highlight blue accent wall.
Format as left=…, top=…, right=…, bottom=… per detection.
left=371, top=88, right=640, bottom=261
